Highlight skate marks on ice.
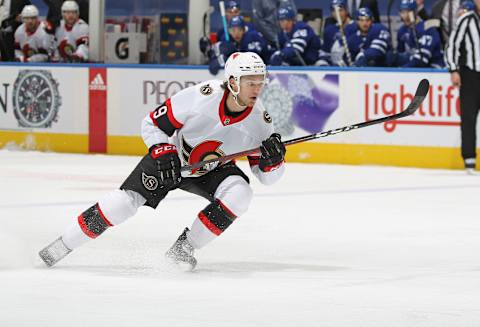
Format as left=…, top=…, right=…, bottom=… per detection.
left=39, top=261, right=347, bottom=280
left=195, top=261, right=347, bottom=275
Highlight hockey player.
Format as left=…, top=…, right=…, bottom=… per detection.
left=322, top=0, right=356, bottom=66
left=200, top=0, right=254, bottom=58
left=396, top=0, right=445, bottom=68
left=269, top=6, right=322, bottom=66
left=346, top=7, right=392, bottom=67
left=39, top=52, right=286, bottom=271
left=54, top=0, right=88, bottom=62
left=209, top=16, right=270, bottom=75
left=14, top=5, right=52, bottom=62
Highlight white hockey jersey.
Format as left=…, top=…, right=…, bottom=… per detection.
left=55, top=19, right=89, bottom=61
left=142, top=80, right=284, bottom=185
left=14, top=22, right=52, bottom=62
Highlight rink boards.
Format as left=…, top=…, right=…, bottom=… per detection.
left=0, top=63, right=466, bottom=169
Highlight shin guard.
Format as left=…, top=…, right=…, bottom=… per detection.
left=198, top=200, right=237, bottom=236
left=77, top=203, right=113, bottom=239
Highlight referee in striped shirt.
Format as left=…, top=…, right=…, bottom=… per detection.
left=445, top=1, right=480, bottom=173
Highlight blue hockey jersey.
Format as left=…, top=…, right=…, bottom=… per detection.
left=322, top=20, right=356, bottom=53
left=321, top=20, right=356, bottom=65
left=396, top=21, right=445, bottom=68
left=346, top=23, right=392, bottom=67
left=208, top=29, right=271, bottom=75
left=270, top=21, right=322, bottom=66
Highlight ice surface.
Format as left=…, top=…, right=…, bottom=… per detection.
left=0, top=150, right=479, bottom=327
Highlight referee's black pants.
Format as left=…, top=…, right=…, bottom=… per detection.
left=460, top=68, right=480, bottom=160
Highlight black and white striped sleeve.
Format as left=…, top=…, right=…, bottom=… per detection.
left=445, top=13, right=472, bottom=72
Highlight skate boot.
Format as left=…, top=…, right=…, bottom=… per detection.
left=165, top=227, right=197, bottom=271
left=465, top=158, right=476, bottom=175
left=38, top=237, right=72, bottom=267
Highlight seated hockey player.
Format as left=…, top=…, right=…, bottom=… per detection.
left=346, top=7, right=392, bottom=67
left=269, top=6, right=322, bottom=66
left=200, top=0, right=254, bottom=58
left=395, top=0, right=445, bottom=68
left=53, top=0, right=89, bottom=63
left=322, top=0, right=356, bottom=66
left=39, top=52, right=286, bottom=271
left=208, top=16, right=270, bottom=75
left=14, top=5, right=52, bottom=62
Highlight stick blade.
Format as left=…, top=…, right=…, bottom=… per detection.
left=404, top=79, right=430, bottom=115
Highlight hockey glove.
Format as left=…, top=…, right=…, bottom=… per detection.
left=269, top=50, right=284, bottom=66
left=149, top=144, right=182, bottom=189
left=259, top=133, right=286, bottom=172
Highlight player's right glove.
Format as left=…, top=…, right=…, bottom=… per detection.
left=259, top=133, right=286, bottom=172
left=149, top=144, right=182, bottom=189
left=269, top=50, right=284, bottom=66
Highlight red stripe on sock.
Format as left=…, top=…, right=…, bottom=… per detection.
left=78, top=214, right=98, bottom=239
left=198, top=212, right=222, bottom=236
left=216, top=199, right=237, bottom=218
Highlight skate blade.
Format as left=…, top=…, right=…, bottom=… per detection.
left=164, top=256, right=196, bottom=272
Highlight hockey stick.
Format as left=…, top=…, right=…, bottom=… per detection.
left=387, top=0, right=395, bottom=39
left=180, top=79, right=430, bottom=173
left=219, top=1, right=230, bottom=42
left=333, top=5, right=353, bottom=66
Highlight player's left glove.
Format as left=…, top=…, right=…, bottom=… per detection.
left=149, top=143, right=182, bottom=190
left=259, top=133, right=286, bottom=172
left=353, top=52, right=367, bottom=67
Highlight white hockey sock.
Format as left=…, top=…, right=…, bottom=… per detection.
left=62, top=190, right=146, bottom=250
left=187, top=216, right=217, bottom=249
left=62, top=220, right=91, bottom=250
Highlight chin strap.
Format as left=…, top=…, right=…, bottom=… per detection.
left=227, top=79, right=247, bottom=109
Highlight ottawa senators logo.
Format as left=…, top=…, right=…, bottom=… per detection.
left=142, top=172, right=158, bottom=191
left=200, top=84, right=212, bottom=96
left=263, top=111, right=272, bottom=123
left=181, top=137, right=225, bottom=175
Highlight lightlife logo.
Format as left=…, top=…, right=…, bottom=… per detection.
left=364, top=83, right=460, bottom=132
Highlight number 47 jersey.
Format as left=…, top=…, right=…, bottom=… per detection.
left=141, top=79, right=285, bottom=184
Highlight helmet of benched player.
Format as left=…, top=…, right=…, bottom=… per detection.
left=399, top=0, right=417, bottom=12
left=224, top=52, right=266, bottom=103
left=62, top=0, right=79, bottom=13
left=21, top=5, right=39, bottom=18
left=278, top=7, right=296, bottom=21
left=331, top=0, right=347, bottom=9
left=356, top=7, right=373, bottom=20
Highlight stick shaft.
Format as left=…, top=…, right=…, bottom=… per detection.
left=180, top=79, right=430, bottom=173
left=219, top=1, right=230, bottom=42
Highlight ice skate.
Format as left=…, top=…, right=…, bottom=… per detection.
left=165, top=228, right=197, bottom=271
left=38, top=237, right=72, bottom=267
left=464, top=159, right=477, bottom=175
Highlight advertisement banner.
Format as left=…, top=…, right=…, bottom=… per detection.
left=0, top=66, right=89, bottom=134
left=89, top=67, right=107, bottom=153
left=107, top=68, right=462, bottom=148
left=331, top=72, right=461, bottom=147
left=107, top=67, right=211, bottom=137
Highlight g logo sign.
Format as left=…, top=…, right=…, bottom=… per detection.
left=115, top=37, right=129, bottom=60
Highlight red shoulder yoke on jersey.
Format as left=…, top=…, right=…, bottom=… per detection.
left=149, top=98, right=184, bottom=136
